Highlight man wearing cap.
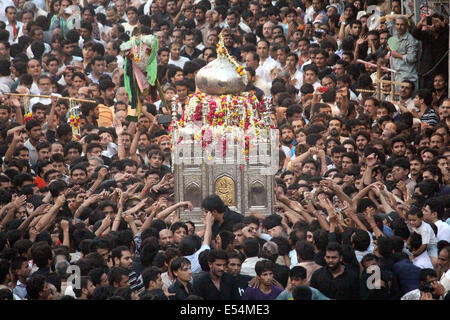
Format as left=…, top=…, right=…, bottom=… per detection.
left=157, top=135, right=172, bottom=168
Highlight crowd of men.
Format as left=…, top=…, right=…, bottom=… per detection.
left=0, top=0, right=448, bottom=301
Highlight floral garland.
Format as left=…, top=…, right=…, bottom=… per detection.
left=173, top=91, right=274, bottom=161
left=216, top=32, right=246, bottom=78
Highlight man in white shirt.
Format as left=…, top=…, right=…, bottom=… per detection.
left=27, top=58, right=42, bottom=94
left=408, top=232, right=434, bottom=269
left=88, top=56, right=110, bottom=84
left=438, top=246, right=450, bottom=293
left=29, top=75, right=61, bottom=110
left=0, top=59, right=13, bottom=93
left=240, top=238, right=265, bottom=277
left=285, top=52, right=303, bottom=90
left=256, top=39, right=280, bottom=84
left=0, top=0, right=14, bottom=22
left=422, top=198, right=450, bottom=242
left=121, top=6, right=138, bottom=36
left=168, top=42, right=189, bottom=69
left=303, top=64, right=322, bottom=90
left=5, top=6, right=22, bottom=44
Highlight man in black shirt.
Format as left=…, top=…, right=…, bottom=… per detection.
left=180, top=30, right=202, bottom=60
left=310, top=242, right=360, bottom=300
left=168, top=257, right=194, bottom=300
left=193, top=249, right=241, bottom=300
left=201, top=194, right=243, bottom=239
left=226, top=251, right=252, bottom=297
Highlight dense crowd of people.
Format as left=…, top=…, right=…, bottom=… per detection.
left=0, top=0, right=448, bottom=301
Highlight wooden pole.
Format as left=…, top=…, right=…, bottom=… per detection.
left=391, top=77, right=395, bottom=101
left=376, top=64, right=381, bottom=101
left=357, top=89, right=393, bottom=95
left=3, top=93, right=96, bottom=104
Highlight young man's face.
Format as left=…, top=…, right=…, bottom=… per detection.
left=176, top=85, right=188, bottom=99
left=170, top=44, right=181, bottom=59
left=159, top=50, right=169, bottom=65
left=116, top=250, right=133, bottom=270
left=151, top=274, right=163, bottom=290
left=82, top=46, right=94, bottom=60
left=6, top=8, right=17, bottom=22
left=282, top=174, right=294, bottom=187
left=126, top=10, right=137, bottom=24
left=286, top=55, right=297, bottom=70
left=258, top=270, right=274, bottom=287
left=392, top=165, right=408, bottom=181
left=117, top=274, right=130, bottom=288
left=183, top=34, right=195, bottom=49
left=174, top=263, right=192, bottom=283
left=421, top=205, right=434, bottom=223
left=209, top=258, right=227, bottom=278
left=304, top=70, right=317, bottom=84
left=233, top=229, right=245, bottom=246
left=28, top=125, right=43, bottom=141
left=93, top=60, right=106, bottom=75
left=38, top=147, right=50, bottom=161
left=71, top=168, right=87, bottom=185
left=325, top=250, right=342, bottom=271
left=52, top=161, right=65, bottom=174
left=392, top=142, right=406, bottom=156
left=18, top=261, right=31, bottom=278
left=227, top=258, right=242, bottom=276
left=290, top=276, right=307, bottom=287
left=173, top=227, right=187, bottom=244
left=150, top=154, right=163, bottom=169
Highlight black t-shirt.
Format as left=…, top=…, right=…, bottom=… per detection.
left=232, top=274, right=253, bottom=297
left=193, top=272, right=241, bottom=300
left=211, top=207, right=244, bottom=239
left=273, top=263, right=290, bottom=288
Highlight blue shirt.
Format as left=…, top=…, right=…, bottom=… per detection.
left=393, top=258, right=421, bottom=295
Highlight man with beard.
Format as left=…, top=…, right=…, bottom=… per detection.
left=385, top=136, right=407, bottom=168
left=69, top=164, right=88, bottom=189
left=410, top=157, right=423, bottom=185
left=392, top=158, right=415, bottom=198
left=73, top=276, right=95, bottom=300
left=100, top=79, right=116, bottom=107
left=310, top=242, right=359, bottom=300
left=193, top=249, right=241, bottom=300
left=24, top=119, right=43, bottom=167
left=112, top=246, right=145, bottom=296
left=327, top=117, right=344, bottom=143
left=280, top=124, right=295, bottom=159
left=159, top=229, right=175, bottom=250
left=136, top=131, right=151, bottom=165
left=226, top=251, right=252, bottom=297
left=157, top=135, right=171, bottom=167
left=81, top=103, right=99, bottom=127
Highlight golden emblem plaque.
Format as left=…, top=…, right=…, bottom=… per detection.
left=215, top=176, right=236, bottom=206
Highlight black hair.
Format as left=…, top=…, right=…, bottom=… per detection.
left=242, top=238, right=260, bottom=258
left=255, top=259, right=273, bottom=276
left=201, top=194, right=226, bottom=213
